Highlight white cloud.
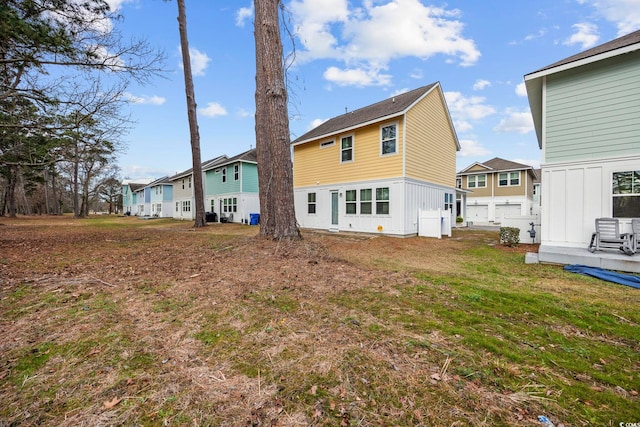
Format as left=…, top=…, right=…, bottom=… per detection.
left=189, top=48, right=211, bottom=76
left=564, top=23, right=599, bottom=49
left=493, top=110, right=534, bottom=134
left=121, top=165, right=174, bottom=181
left=513, top=158, right=541, bottom=169
left=515, top=82, right=528, bottom=97
left=290, top=0, right=480, bottom=86
left=308, top=118, right=328, bottom=130
left=323, top=66, right=392, bottom=87
left=580, top=0, right=640, bottom=36
left=473, top=79, right=491, bottom=91
left=524, top=29, right=547, bottom=41
left=444, top=91, right=496, bottom=133
left=199, top=102, right=228, bottom=118
left=236, top=108, right=252, bottom=118
left=390, top=88, right=410, bottom=97
left=409, top=68, right=424, bottom=79
left=178, top=47, right=211, bottom=77
left=457, top=139, right=490, bottom=157
left=105, top=0, right=132, bottom=11
left=124, top=93, right=166, bottom=105
left=236, top=5, right=253, bottom=27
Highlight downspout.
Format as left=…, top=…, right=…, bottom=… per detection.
left=402, top=113, right=409, bottom=231
left=491, top=172, right=494, bottom=222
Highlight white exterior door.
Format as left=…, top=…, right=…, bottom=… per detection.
left=330, top=191, right=339, bottom=229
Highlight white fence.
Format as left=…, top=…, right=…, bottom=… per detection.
left=418, top=209, right=452, bottom=239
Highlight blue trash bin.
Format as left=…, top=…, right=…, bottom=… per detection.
left=249, top=213, right=260, bottom=225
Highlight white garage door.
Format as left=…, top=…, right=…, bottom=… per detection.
left=495, top=204, right=521, bottom=222
left=467, top=205, right=489, bottom=222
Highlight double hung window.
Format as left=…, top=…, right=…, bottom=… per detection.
left=498, top=172, right=519, bottom=186
left=613, top=171, right=640, bottom=218
left=345, top=190, right=357, bottom=214
left=341, top=136, right=353, bottom=162
left=376, top=187, right=389, bottom=215
left=307, top=192, right=316, bottom=214
left=381, top=124, right=397, bottom=155
left=468, top=174, right=486, bottom=188
left=360, top=189, right=372, bottom=214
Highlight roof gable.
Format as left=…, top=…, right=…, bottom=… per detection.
left=169, top=154, right=228, bottom=181
left=458, top=157, right=535, bottom=174
left=524, top=29, right=640, bottom=148
left=203, top=148, right=257, bottom=171
left=291, top=83, right=438, bottom=145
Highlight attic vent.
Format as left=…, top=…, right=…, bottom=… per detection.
left=392, top=97, right=395, bottom=103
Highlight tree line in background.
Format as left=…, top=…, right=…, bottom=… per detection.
left=0, top=0, right=162, bottom=217
left=1, top=0, right=299, bottom=240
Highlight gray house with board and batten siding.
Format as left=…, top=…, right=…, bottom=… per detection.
left=525, top=29, right=640, bottom=272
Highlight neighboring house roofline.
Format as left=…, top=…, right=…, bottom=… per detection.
left=524, top=29, right=640, bottom=148
left=290, top=82, right=459, bottom=150
left=525, top=29, right=640, bottom=79
left=144, top=176, right=171, bottom=189
left=128, top=183, right=147, bottom=192
left=458, top=157, right=535, bottom=175
left=202, top=148, right=257, bottom=172
left=292, top=110, right=407, bottom=147
left=168, top=154, right=228, bottom=182
left=458, top=161, right=493, bottom=174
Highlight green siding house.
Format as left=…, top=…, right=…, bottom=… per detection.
left=203, top=148, right=260, bottom=224
left=121, top=179, right=153, bottom=215
left=525, top=29, right=640, bottom=272
left=169, top=155, right=227, bottom=220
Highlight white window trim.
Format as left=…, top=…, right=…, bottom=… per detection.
left=320, top=140, right=335, bottom=149
left=498, top=171, right=521, bottom=187
left=468, top=174, right=487, bottom=188
left=380, top=122, right=398, bottom=157
left=340, top=134, right=354, bottom=164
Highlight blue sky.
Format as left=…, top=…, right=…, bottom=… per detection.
left=110, top=0, right=640, bottom=180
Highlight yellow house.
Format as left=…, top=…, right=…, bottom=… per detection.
left=291, top=83, right=460, bottom=236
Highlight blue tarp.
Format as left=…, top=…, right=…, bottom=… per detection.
left=564, top=264, right=640, bottom=289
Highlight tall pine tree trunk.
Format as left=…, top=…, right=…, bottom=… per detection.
left=254, top=0, right=301, bottom=240
left=4, top=166, right=18, bottom=217
left=44, top=168, right=51, bottom=214
left=73, top=141, right=81, bottom=217
left=177, top=0, right=206, bottom=228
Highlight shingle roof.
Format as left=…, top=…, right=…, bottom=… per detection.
left=203, top=148, right=257, bottom=171
left=291, top=83, right=438, bottom=144
left=168, top=154, right=228, bottom=181
left=129, top=183, right=147, bottom=192
left=527, top=29, right=640, bottom=75
left=145, top=176, right=171, bottom=188
left=458, top=157, right=536, bottom=174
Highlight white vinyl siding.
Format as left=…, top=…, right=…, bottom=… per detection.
left=544, top=51, right=640, bottom=163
